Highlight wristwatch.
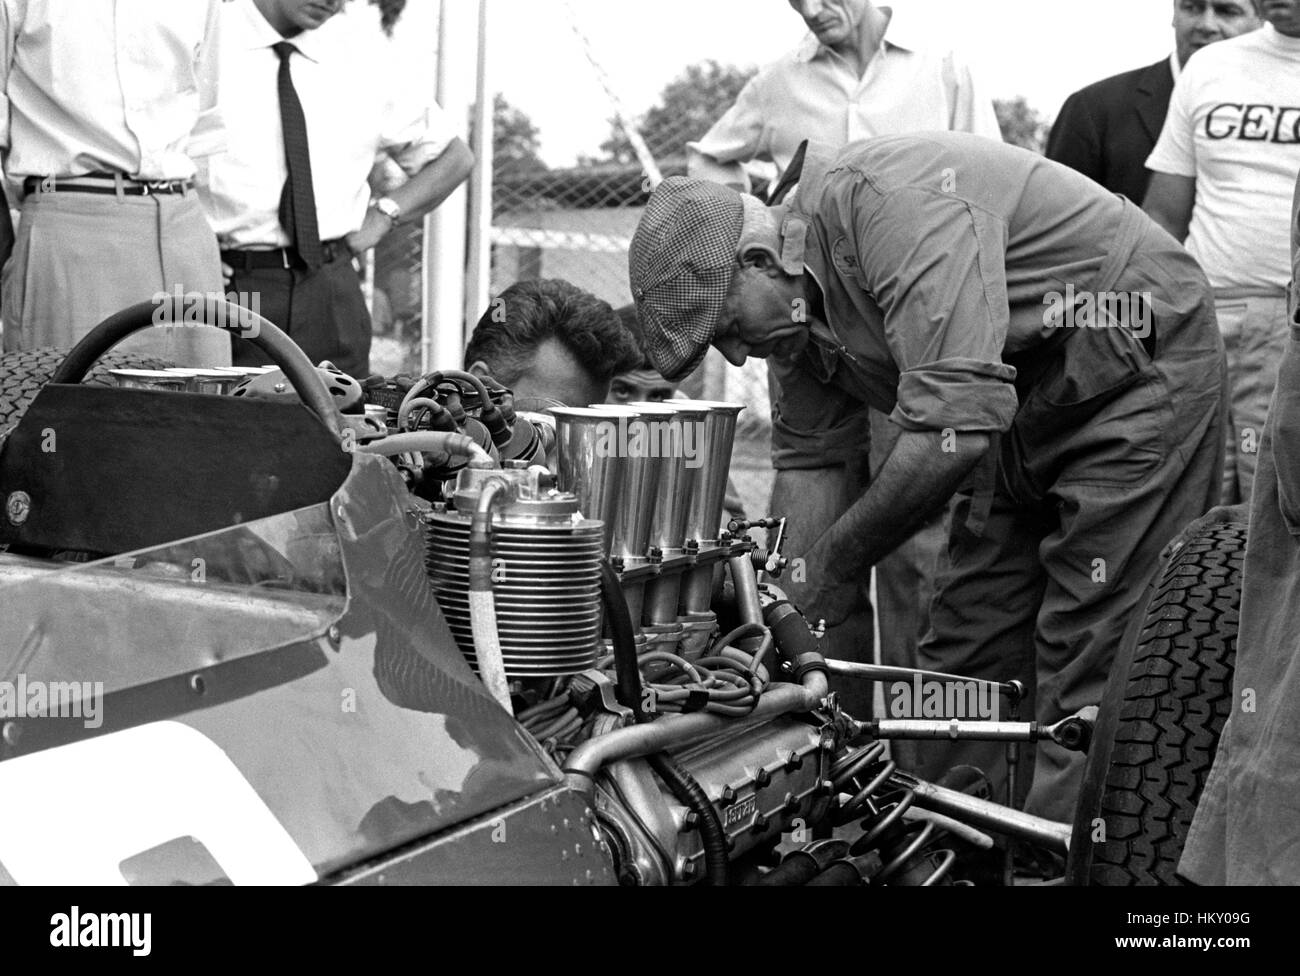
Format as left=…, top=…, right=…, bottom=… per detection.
left=373, top=197, right=401, bottom=224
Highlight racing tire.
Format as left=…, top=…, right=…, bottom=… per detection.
left=0, top=347, right=174, bottom=435
left=1066, top=520, right=1246, bottom=886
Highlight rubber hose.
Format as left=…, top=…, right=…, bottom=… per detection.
left=804, top=861, right=866, bottom=887
left=753, top=840, right=851, bottom=886
left=648, top=752, right=729, bottom=887
left=600, top=560, right=648, bottom=722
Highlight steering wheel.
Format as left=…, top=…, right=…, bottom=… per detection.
left=51, top=296, right=347, bottom=445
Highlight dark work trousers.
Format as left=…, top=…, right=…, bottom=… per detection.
left=914, top=244, right=1227, bottom=824
left=226, top=249, right=372, bottom=377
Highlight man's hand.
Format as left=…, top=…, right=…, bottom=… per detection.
left=782, top=549, right=869, bottom=630
left=345, top=207, right=393, bottom=257
left=796, top=428, right=989, bottom=625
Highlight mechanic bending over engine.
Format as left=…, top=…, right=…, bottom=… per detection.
left=629, top=132, right=1227, bottom=822
left=611, top=302, right=748, bottom=522
left=463, top=278, right=642, bottom=409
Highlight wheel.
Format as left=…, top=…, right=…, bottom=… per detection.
left=0, top=347, right=174, bottom=436
left=1067, top=520, right=1245, bottom=885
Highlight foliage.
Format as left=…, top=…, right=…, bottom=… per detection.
left=599, top=60, right=757, bottom=164
left=995, top=96, right=1052, bottom=154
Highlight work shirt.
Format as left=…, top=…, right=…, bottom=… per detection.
left=1147, top=25, right=1300, bottom=292
left=687, top=12, right=1000, bottom=190
left=0, top=0, right=224, bottom=181
left=773, top=132, right=1147, bottom=465
left=201, top=0, right=457, bottom=249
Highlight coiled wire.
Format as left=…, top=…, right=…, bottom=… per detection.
left=595, top=623, right=772, bottom=717
left=830, top=741, right=960, bottom=886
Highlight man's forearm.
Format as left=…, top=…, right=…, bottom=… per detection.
left=389, top=138, right=474, bottom=222
left=1142, top=173, right=1196, bottom=243
left=807, top=428, right=989, bottom=584
left=685, top=146, right=749, bottom=192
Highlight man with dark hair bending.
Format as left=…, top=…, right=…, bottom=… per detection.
left=464, top=279, right=641, bottom=408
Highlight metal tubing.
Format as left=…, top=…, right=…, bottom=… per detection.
left=583, top=406, right=662, bottom=565
left=552, top=407, right=627, bottom=552
left=826, top=659, right=1020, bottom=697
left=633, top=399, right=742, bottom=546
left=873, top=719, right=1038, bottom=742
left=729, top=554, right=762, bottom=627
left=679, top=563, right=715, bottom=615
left=895, top=771, right=1072, bottom=854
left=644, top=573, right=683, bottom=626
left=563, top=672, right=830, bottom=797
left=728, top=554, right=764, bottom=652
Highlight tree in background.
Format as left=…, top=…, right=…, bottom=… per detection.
left=492, top=93, right=548, bottom=175
left=995, top=96, right=1052, bottom=154
left=599, top=60, right=757, bottom=164
left=369, top=0, right=406, bottom=35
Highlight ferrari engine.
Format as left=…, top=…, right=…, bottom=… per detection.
left=354, top=372, right=980, bottom=886
left=163, top=361, right=1081, bottom=886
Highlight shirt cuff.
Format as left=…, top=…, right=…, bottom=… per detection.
left=890, top=358, right=1020, bottom=433
left=186, top=106, right=227, bottom=160
left=685, top=144, right=751, bottom=191
left=385, top=105, right=458, bottom=176
left=1144, top=150, right=1195, bottom=178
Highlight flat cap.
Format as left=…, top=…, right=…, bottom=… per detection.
left=628, top=177, right=744, bottom=382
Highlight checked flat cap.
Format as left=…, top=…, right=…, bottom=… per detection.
left=629, top=177, right=744, bottom=382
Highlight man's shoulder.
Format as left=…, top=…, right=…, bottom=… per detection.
left=1064, top=58, right=1170, bottom=110
left=825, top=131, right=1021, bottom=193
left=751, top=35, right=819, bottom=80
left=1180, top=28, right=1278, bottom=79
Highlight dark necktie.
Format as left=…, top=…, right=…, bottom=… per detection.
left=273, top=41, right=323, bottom=269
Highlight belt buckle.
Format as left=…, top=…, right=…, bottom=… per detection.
left=141, top=179, right=180, bottom=196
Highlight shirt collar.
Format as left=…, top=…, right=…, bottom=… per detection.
left=794, top=5, right=916, bottom=63
left=236, top=0, right=329, bottom=62
left=1169, top=50, right=1181, bottom=82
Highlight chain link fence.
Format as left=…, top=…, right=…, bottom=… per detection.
left=487, top=31, right=776, bottom=516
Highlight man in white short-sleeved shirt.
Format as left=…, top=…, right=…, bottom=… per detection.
left=1145, top=3, right=1300, bottom=502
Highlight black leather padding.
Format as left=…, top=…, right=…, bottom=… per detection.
left=0, top=385, right=353, bottom=555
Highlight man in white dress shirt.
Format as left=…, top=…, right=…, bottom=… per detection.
left=202, top=0, right=473, bottom=378
left=0, top=0, right=230, bottom=365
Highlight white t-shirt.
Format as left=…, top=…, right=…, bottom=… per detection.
left=1147, top=25, right=1300, bottom=291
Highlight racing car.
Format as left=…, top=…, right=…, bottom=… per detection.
left=0, top=298, right=1243, bottom=885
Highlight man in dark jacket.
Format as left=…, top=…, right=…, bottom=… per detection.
left=1046, top=0, right=1260, bottom=203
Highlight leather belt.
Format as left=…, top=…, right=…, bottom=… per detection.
left=23, top=173, right=193, bottom=196
left=221, top=239, right=350, bottom=270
